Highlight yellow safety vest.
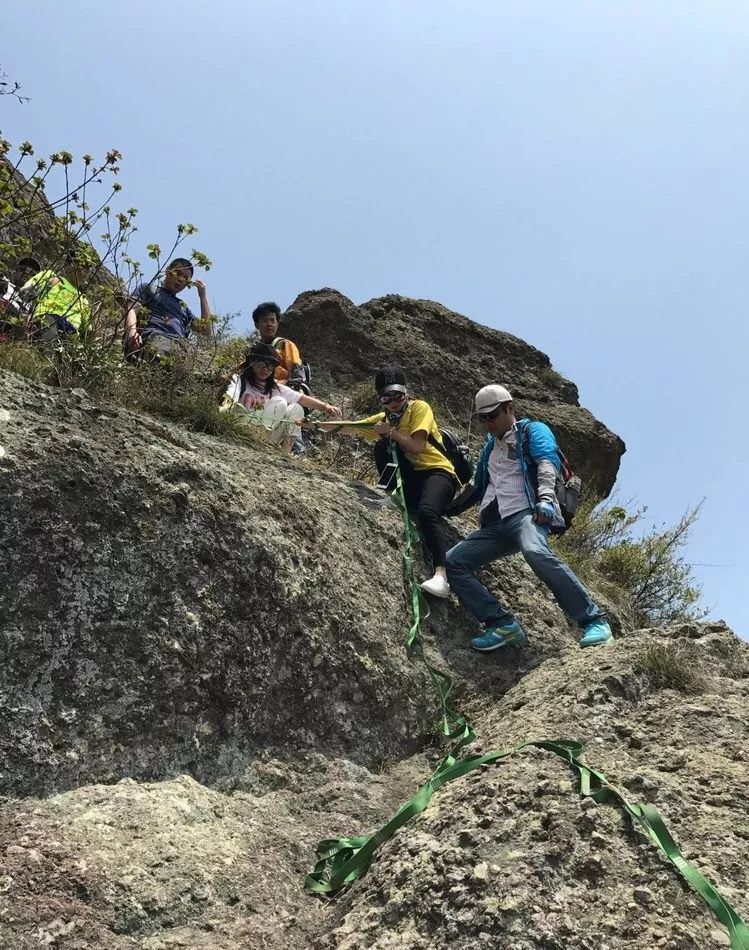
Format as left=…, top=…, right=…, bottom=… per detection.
left=23, top=270, right=90, bottom=331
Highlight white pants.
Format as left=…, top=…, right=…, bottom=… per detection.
left=239, top=395, right=304, bottom=445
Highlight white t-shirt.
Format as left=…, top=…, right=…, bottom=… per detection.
left=225, top=374, right=303, bottom=406
left=0, top=279, right=23, bottom=317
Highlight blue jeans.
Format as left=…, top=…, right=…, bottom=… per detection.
left=445, top=508, right=605, bottom=629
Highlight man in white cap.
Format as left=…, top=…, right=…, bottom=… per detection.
left=446, top=384, right=612, bottom=651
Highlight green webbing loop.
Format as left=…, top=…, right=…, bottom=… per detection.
left=304, top=440, right=749, bottom=949
left=305, top=739, right=749, bottom=948
left=231, top=406, right=304, bottom=429
left=388, top=442, right=470, bottom=742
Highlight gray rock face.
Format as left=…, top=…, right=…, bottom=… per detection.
left=0, top=369, right=565, bottom=800
left=0, top=358, right=745, bottom=950
left=318, top=623, right=749, bottom=949
left=0, top=373, right=435, bottom=796
left=0, top=753, right=432, bottom=949
left=282, top=289, right=625, bottom=496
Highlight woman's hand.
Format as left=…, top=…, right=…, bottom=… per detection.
left=324, top=404, right=343, bottom=419
left=373, top=420, right=392, bottom=437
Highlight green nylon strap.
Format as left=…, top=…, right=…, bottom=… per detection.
left=305, top=738, right=749, bottom=948
left=389, top=442, right=472, bottom=745
left=238, top=410, right=386, bottom=432
left=307, top=419, right=381, bottom=434
left=304, top=441, right=749, bottom=949
left=540, top=741, right=749, bottom=950
left=231, top=407, right=302, bottom=428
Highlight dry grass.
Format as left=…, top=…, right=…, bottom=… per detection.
left=0, top=341, right=52, bottom=383
left=114, top=363, right=263, bottom=446
left=635, top=642, right=708, bottom=694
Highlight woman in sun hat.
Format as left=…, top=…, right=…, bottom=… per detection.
left=224, top=343, right=341, bottom=451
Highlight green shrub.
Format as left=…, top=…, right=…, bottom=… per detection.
left=635, top=642, right=707, bottom=694
left=554, top=495, right=705, bottom=628
left=0, top=326, right=262, bottom=449
left=537, top=363, right=568, bottom=389
left=48, top=332, right=126, bottom=391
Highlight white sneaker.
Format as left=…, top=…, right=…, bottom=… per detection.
left=420, top=574, right=451, bottom=599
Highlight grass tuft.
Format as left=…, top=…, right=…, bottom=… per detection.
left=635, top=642, right=707, bottom=694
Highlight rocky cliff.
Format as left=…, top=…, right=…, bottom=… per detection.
left=282, top=288, right=625, bottom=496
left=0, top=308, right=746, bottom=950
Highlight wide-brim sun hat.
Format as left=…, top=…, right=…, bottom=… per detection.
left=472, top=384, right=513, bottom=415
left=246, top=342, right=282, bottom=365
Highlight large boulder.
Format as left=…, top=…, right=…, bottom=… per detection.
left=0, top=370, right=441, bottom=797
left=319, top=623, right=749, bottom=949
left=0, top=364, right=623, bottom=949
left=282, top=289, right=625, bottom=497
left=0, top=369, right=572, bottom=800
left=1, top=338, right=744, bottom=950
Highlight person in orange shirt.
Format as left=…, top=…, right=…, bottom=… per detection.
left=251, top=301, right=305, bottom=388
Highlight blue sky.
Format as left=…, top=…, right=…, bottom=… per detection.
left=3, top=1, right=748, bottom=636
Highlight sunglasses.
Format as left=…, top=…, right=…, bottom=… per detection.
left=477, top=405, right=504, bottom=422
left=251, top=359, right=276, bottom=370
left=380, top=391, right=406, bottom=405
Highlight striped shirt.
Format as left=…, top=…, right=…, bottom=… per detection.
left=479, top=424, right=531, bottom=519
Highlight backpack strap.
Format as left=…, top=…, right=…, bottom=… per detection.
left=427, top=431, right=468, bottom=489
left=519, top=419, right=534, bottom=467
left=426, top=431, right=450, bottom=461
left=521, top=419, right=563, bottom=470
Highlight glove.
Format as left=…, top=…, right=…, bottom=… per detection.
left=533, top=501, right=556, bottom=525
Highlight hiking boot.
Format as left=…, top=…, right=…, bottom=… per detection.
left=579, top=620, right=613, bottom=649
left=420, top=574, right=451, bottom=599
left=471, top=621, right=527, bottom=652
left=291, top=436, right=307, bottom=456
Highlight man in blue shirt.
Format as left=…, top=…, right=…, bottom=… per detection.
left=125, top=257, right=212, bottom=359
left=446, top=384, right=613, bottom=652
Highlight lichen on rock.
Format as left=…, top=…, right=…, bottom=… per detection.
left=0, top=306, right=745, bottom=950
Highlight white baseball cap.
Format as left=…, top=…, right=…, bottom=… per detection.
left=473, top=384, right=513, bottom=415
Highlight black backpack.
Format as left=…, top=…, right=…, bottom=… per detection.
left=428, top=428, right=473, bottom=485
left=521, top=421, right=581, bottom=532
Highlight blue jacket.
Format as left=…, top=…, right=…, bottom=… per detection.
left=453, top=418, right=565, bottom=530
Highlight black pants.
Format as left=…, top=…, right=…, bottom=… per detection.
left=374, top=439, right=455, bottom=567
left=405, top=469, right=455, bottom=568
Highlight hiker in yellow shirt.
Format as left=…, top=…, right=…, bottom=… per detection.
left=337, top=367, right=457, bottom=599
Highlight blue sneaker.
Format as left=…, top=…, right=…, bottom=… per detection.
left=579, top=620, right=613, bottom=649
left=471, top=621, right=527, bottom=652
